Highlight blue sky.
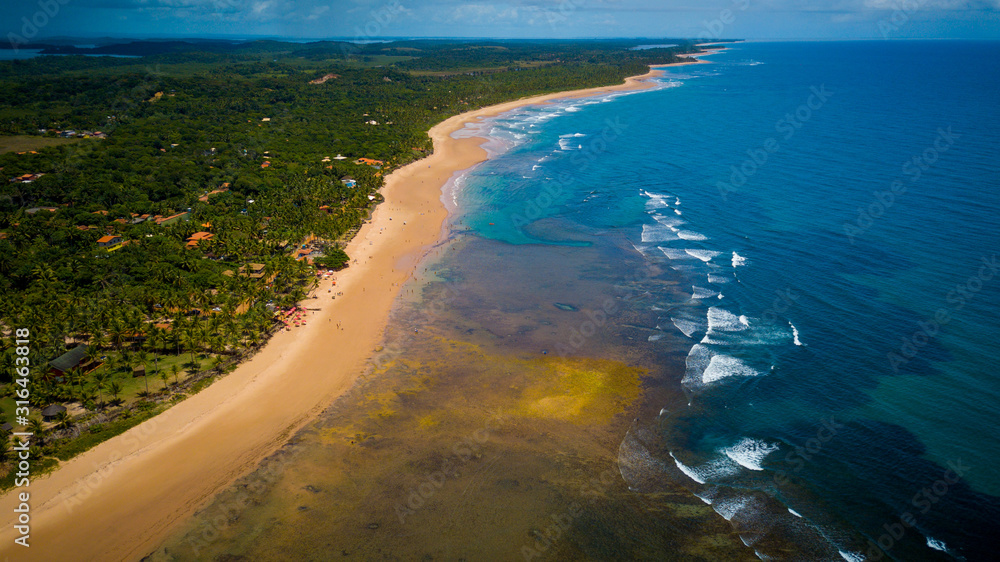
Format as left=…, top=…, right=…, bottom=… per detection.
left=4, top=0, right=1000, bottom=41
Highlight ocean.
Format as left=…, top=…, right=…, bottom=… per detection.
left=153, top=41, right=1000, bottom=561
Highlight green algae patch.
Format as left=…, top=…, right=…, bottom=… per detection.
left=516, top=357, right=644, bottom=425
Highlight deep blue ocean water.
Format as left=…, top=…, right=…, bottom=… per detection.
left=449, top=41, right=1000, bottom=561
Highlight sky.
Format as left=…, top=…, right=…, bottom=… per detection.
left=3, top=0, right=1000, bottom=42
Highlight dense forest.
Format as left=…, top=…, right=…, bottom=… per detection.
left=0, top=38, right=702, bottom=473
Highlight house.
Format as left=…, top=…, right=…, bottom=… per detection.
left=25, top=206, right=58, bottom=214
left=185, top=231, right=214, bottom=248
left=261, top=161, right=271, bottom=168
left=97, top=235, right=123, bottom=248
left=11, top=173, right=44, bottom=183
left=41, top=404, right=67, bottom=422
left=154, top=212, right=189, bottom=226
left=354, top=158, right=384, bottom=168
left=340, top=176, right=357, bottom=188
left=239, top=263, right=267, bottom=279
left=46, top=344, right=98, bottom=381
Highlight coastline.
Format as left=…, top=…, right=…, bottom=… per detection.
left=0, top=58, right=699, bottom=561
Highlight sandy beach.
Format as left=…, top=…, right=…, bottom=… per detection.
left=0, top=59, right=697, bottom=561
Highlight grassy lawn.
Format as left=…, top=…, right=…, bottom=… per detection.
left=0, top=135, right=86, bottom=154
left=0, top=396, right=16, bottom=426
left=104, top=353, right=215, bottom=403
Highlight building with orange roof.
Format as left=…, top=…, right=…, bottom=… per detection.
left=97, top=235, right=122, bottom=248
left=185, top=231, right=214, bottom=248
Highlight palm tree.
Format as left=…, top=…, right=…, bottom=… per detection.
left=160, top=372, right=169, bottom=392
left=66, top=366, right=85, bottom=400
left=91, top=370, right=110, bottom=408
left=54, top=410, right=74, bottom=432
left=182, top=328, right=199, bottom=366
left=109, top=320, right=128, bottom=351
left=108, top=380, right=124, bottom=404
left=135, top=349, right=150, bottom=394
left=27, top=417, right=47, bottom=444
left=170, top=364, right=180, bottom=386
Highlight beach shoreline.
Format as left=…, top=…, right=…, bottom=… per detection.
left=0, top=56, right=704, bottom=561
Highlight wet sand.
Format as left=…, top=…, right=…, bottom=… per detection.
left=0, top=61, right=698, bottom=561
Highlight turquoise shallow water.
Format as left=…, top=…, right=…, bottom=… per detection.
left=449, top=40, right=1000, bottom=560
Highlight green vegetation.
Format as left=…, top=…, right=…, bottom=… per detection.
left=0, top=37, right=700, bottom=480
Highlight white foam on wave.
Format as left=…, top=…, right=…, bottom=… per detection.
left=652, top=213, right=684, bottom=228
left=708, top=273, right=731, bottom=284
left=669, top=451, right=742, bottom=485
left=558, top=138, right=581, bottom=151
left=660, top=248, right=695, bottom=260
left=703, top=354, right=763, bottom=384
left=790, top=322, right=803, bottom=346
left=686, top=249, right=721, bottom=262
left=838, top=551, right=864, bottom=562
left=722, top=438, right=779, bottom=471
left=671, top=316, right=706, bottom=338
left=926, top=537, right=948, bottom=552
left=669, top=452, right=706, bottom=484
left=674, top=208, right=683, bottom=216
left=681, top=344, right=714, bottom=391
left=648, top=334, right=664, bottom=342
left=732, top=251, right=748, bottom=267
left=677, top=230, right=708, bottom=241
left=692, top=286, right=720, bottom=300
left=559, top=132, right=586, bottom=138
left=788, top=508, right=803, bottom=518
left=713, top=496, right=752, bottom=521
left=643, top=190, right=673, bottom=210
left=708, top=307, right=747, bottom=333
left=641, top=223, right=678, bottom=243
